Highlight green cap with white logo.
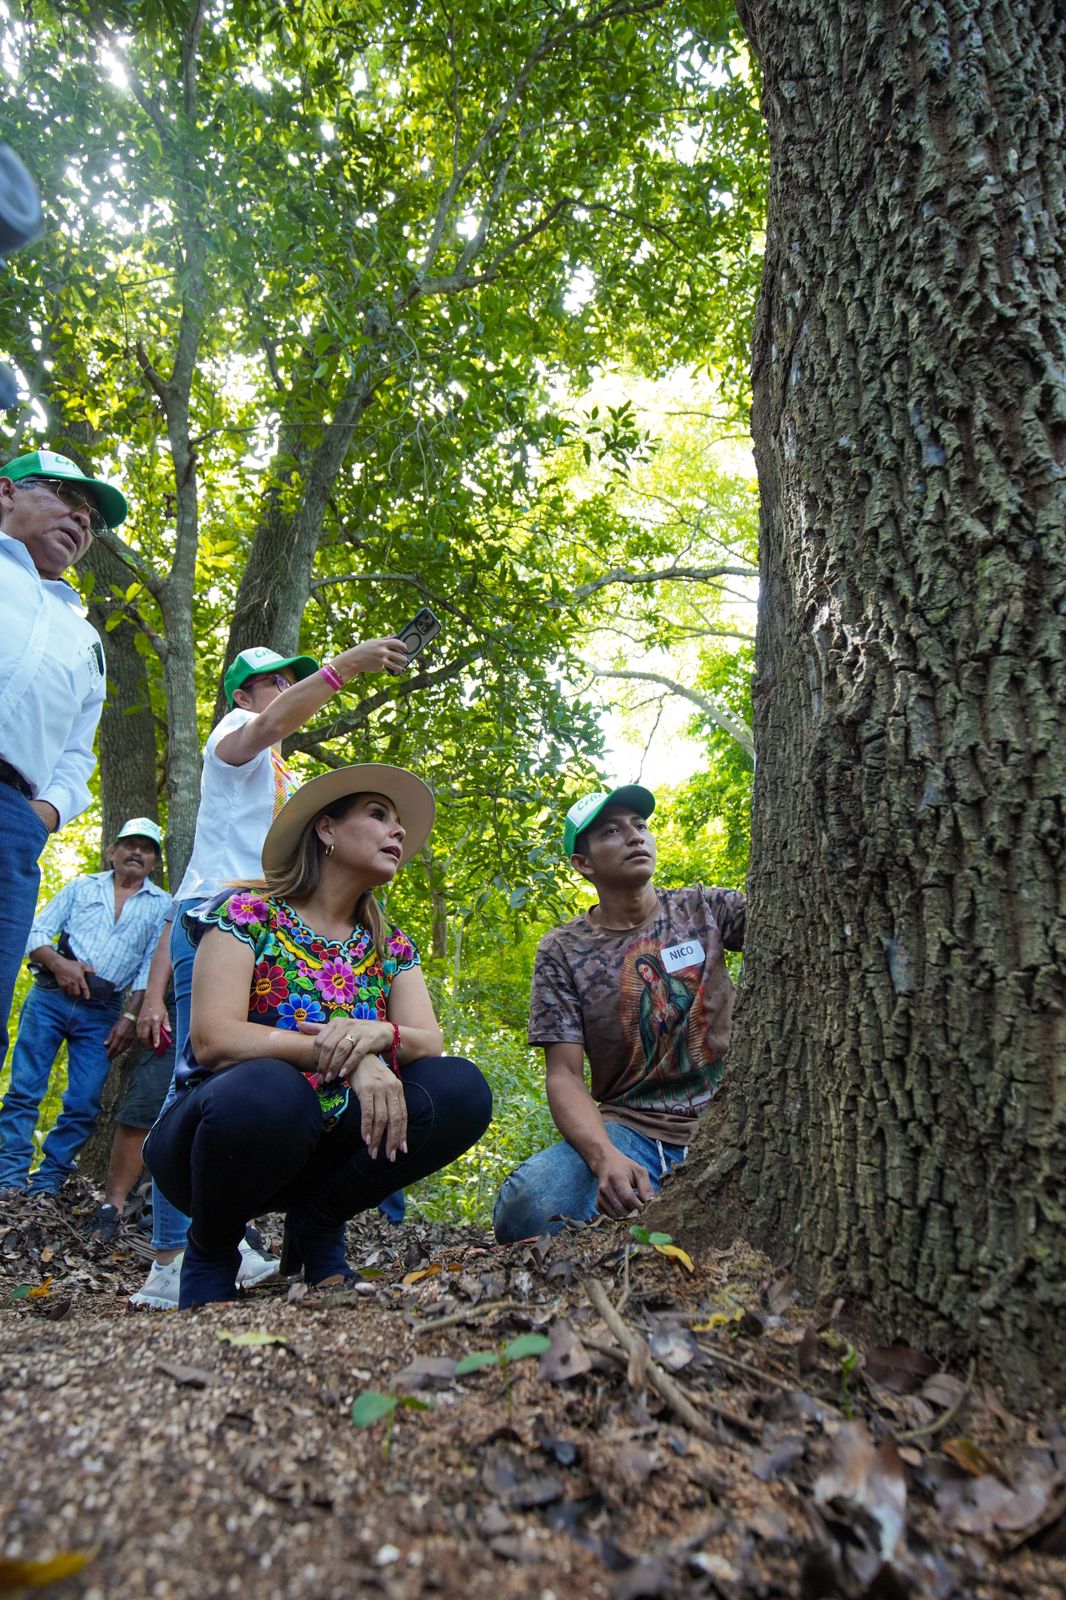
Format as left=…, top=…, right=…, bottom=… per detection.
left=223, top=645, right=320, bottom=707
left=114, top=816, right=162, bottom=847
left=562, top=785, right=655, bottom=857
left=0, top=448, right=128, bottom=528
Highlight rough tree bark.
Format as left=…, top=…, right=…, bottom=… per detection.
left=83, top=542, right=159, bottom=862
left=658, top=0, right=1066, bottom=1398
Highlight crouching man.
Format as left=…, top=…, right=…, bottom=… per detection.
left=493, top=786, right=745, bottom=1243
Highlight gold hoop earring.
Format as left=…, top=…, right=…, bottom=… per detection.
left=324, top=842, right=334, bottom=857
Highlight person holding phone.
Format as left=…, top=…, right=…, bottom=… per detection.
left=130, top=634, right=411, bottom=1307
left=144, top=765, right=491, bottom=1308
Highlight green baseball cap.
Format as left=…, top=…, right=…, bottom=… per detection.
left=114, top=816, right=162, bottom=847
left=563, top=785, right=656, bottom=856
left=223, top=645, right=320, bottom=707
left=0, top=448, right=128, bottom=528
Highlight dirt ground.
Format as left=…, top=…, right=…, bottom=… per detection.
left=1, top=1184, right=1064, bottom=1600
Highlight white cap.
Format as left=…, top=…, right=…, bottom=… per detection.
left=114, top=816, right=162, bottom=847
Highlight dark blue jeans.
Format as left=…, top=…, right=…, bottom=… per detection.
left=144, top=1055, right=491, bottom=1251
left=0, top=783, right=50, bottom=1081
left=0, top=983, right=121, bottom=1191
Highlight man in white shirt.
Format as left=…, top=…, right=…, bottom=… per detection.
left=0, top=449, right=127, bottom=1082
left=0, top=817, right=169, bottom=1193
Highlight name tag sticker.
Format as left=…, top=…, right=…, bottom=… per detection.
left=661, top=939, right=704, bottom=974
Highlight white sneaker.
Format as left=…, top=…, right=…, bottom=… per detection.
left=129, top=1253, right=183, bottom=1309
left=237, top=1236, right=279, bottom=1287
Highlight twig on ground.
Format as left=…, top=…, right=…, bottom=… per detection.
left=413, top=1299, right=523, bottom=1335
left=617, top=1244, right=632, bottom=1313
left=694, top=1341, right=786, bottom=1392
left=585, top=1275, right=758, bottom=1442
left=895, top=1359, right=976, bottom=1443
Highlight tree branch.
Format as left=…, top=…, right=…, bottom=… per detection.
left=94, top=526, right=165, bottom=599
left=596, top=669, right=755, bottom=758
left=572, top=564, right=756, bottom=602
left=287, top=646, right=488, bottom=756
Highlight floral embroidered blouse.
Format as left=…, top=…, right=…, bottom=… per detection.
left=176, top=889, right=419, bottom=1120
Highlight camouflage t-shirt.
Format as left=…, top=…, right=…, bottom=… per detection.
left=527, top=886, right=745, bottom=1145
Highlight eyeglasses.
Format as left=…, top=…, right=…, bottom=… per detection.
left=21, top=475, right=107, bottom=536
left=247, top=673, right=293, bottom=693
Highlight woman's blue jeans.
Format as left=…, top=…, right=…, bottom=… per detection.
left=145, top=1054, right=491, bottom=1251
left=492, top=1121, right=688, bottom=1243
left=147, top=899, right=199, bottom=1251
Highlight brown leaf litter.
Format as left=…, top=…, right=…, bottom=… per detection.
left=0, top=1183, right=1064, bottom=1599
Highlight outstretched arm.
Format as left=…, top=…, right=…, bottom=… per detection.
left=215, top=637, right=411, bottom=767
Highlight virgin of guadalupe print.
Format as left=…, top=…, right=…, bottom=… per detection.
left=615, top=933, right=721, bottom=1111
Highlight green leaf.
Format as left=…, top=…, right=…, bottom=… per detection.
left=351, top=1391, right=399, bottom=1426
left=454, top=1349, right=501, bottom=1375
left=216, top=1329, right=288, bottom=1347
left=647, top=1232, right=674, bottom=1247
left=629, top=1225, right=651, bottom=1244
left=502, top=1333, right=552, bottom=1360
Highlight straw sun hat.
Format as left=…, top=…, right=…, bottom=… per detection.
left=261, top=764, right=435, bottom=874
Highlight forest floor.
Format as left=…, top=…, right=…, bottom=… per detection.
left=1, top=1183, right=1064, bottom=1600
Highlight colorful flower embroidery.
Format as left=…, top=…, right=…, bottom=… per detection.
left=226, top=891, right=270, bottom=927
left=315, top=958, right=356, bottom=1006
left=276, top=995, right=326, bottom=1030
left=203, top=894, right=420, bottom=1123
left=252, top=961, right=288, bottom=1012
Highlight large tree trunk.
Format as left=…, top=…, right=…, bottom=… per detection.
left=83, top=542, right=160, bottom=868
left=661, top=0, right=1066, bottom=1398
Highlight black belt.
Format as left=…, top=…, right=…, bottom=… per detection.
left=0, top=758, right=32, bottom=797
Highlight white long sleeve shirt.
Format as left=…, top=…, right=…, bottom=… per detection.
left=0, top=532, right=106, bottom=826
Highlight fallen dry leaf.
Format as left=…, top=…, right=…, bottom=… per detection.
left=155, top=1360, right=214, bottom=1389
left=0, top=1549, right=94, bottom=1590
left=815, top=1419, right=907, bottom=1562
left=942, top=1436, right=1004, bottom=1480
left=403, top=1263, right=442, bottom=1286
left=651, top=1242, right=694, bottom=1273
left=537, top=1319, right=593, bottom=1384
left=864, top=1342, right=938, bottom=1394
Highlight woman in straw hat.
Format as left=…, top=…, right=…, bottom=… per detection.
left=144, top=764, right=492, bottom=1308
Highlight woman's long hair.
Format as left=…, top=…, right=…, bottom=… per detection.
left=259, top=793, right=390, bottom=954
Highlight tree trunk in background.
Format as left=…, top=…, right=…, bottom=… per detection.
left=659, top=0, right=1066, bottom=1398
left=76, top=1049, right=140, bottom=1189
left=83, top=541, right=160, bottom=872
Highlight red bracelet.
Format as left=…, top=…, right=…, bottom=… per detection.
left=320, top=662, right=343, bottom=692
left=390, top=1022, right=401, bottom=1076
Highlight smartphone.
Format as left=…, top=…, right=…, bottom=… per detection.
left=154, top=1022, right=174, bottom=1057
left=393, top=606, right=442, bottom=668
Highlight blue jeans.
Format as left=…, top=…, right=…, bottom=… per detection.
left=0, top=983, right=121, bottom=1191
left=0, top=784, right=50, bottom=1080
left=148, top=899, right=199, bottom=1250
left=492, top=1121, right=688, bottom=1244
left=145, top=1055, right=490, bottom=1250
